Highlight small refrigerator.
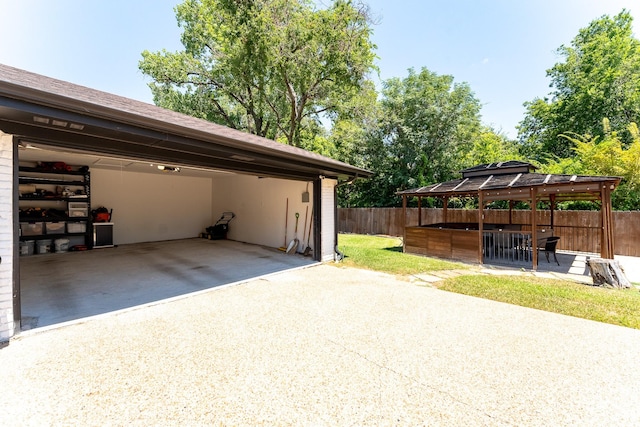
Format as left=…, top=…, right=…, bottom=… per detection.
left=93, top=222, right=114, bottom=248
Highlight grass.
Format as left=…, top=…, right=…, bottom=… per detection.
left=337, top=233, right=468, bottom=275
left=436, top=274, right=640, bottom=329
left=337, top=233, right=640, bottom=329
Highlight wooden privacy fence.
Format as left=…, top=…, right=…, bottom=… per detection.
left=338, top=208, right=640, bottom=257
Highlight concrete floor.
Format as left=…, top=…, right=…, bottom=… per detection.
left=19, top=238, right=316, bottom=330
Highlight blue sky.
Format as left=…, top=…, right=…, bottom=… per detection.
left=0, top=0, right=638, bottom=138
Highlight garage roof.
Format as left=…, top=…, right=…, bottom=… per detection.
left=0, top=63, right=372, bottom=181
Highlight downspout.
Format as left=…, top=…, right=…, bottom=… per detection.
left=12, top=136, right=21, bottom=333
left=313, top=178, right=322, bottom=262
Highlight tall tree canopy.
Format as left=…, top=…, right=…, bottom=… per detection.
left=462, top=127, right=521, bottom=168
left=518, top=10, right=640, bottom=161
left=139, top=0, right=376, bottom=147
left=346, top=67, right=482, bottom=207
left=544, top=119, right=640, bottom=210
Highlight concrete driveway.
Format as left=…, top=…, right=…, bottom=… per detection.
left=2, top=264, right=640, bottom=426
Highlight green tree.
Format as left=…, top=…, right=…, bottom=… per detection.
left=355, top=67, right=482, bottom=207
left=462, top=127, right=521, bottom=168
left=546, top=118, right=640, bottom=210
left=518, top=10, right=640, bottom=160
left=139, top=0, right=377, bottom=147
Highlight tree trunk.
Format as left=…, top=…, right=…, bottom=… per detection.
left=587, top=258, right=632, bottom=289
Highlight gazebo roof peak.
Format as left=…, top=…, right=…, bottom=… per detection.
left=460, top=160, right=537, bottom=178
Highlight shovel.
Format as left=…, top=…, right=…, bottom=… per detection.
left=301, top=206, right=308, bottom=253
left=303, top=207, right=313, bottom=256
left=286, top=212, right=300, bottom=254
left=278, top=198, right=288, bottom=251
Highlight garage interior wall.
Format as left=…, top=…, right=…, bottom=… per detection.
left=211, top=174, right=315, bottom=250
left=91, top=168, right=213, bottom=245
left=0, top=132, right=14, bottom=341
left=92, top=168, right=318, bottom=253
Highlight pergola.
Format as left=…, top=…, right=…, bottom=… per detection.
left=397, top=161, right=621, bottom=269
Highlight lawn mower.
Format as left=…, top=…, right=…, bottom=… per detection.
left=200, top=212, right=236, bottom=240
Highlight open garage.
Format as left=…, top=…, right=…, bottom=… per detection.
left=0, top=64, right=370, bottom=340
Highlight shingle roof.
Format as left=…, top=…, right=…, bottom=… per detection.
left=0, top=63, right=371, bottom=180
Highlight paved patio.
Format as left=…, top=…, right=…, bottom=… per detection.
left=484, top=250, right=640, bottom=284
left=2, top=264, right=640, bottom=425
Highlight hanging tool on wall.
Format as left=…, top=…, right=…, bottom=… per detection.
left=303, top=207, right=313, bottom=257
left=301, top=206, right=308, bottom=253
left=278, top=198, right=288, bottom=251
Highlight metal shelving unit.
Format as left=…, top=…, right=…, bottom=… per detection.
left=18, top=166, right=92, bottom=252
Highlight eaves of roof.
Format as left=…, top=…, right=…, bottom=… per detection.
left=0, top=63, right=372, bottom=181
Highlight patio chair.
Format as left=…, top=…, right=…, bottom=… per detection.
left=536, top=236, right=560, bottom=266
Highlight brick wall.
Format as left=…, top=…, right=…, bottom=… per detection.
left=0, top=132, right=14, bottom=341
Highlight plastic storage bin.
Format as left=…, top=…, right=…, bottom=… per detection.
left=20, top=222, right=44, bottom=236
left=67, top=222, right=86, bottom=233
left=68, top=208, right=88, bottom=217
left=54, top=238, right=70, bottom=253
left=68, top=202, right=88, bottom=218
left=45, top=222, right=66, bottom=234
left=37, top=239, right=52, bottom=254
left=19, top=240, right=35, bottom=256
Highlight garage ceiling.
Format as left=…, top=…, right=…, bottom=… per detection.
left=0, top=64, right=372, bottom=182
left=18, top=143, right=234, bottom=179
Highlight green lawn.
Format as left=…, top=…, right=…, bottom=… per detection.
left=337, top=233, right=640, bottom=329
left=337, top=233, right=468, bottom=275
left=436, top=274, right=640, bottom=329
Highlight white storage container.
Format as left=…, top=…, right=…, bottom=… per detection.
left=67, top=222, right=86, bottom=233
left=68, top=208, right=88, bottom=217
left=54, top=238, right=70, bottom=253
left=20, top=240, right=35, bottom=256
left=68, top=202, right=88, bottom=209
left=68, top=202, right=89, bottom=218
left=37, top=239, right=52, bottom=254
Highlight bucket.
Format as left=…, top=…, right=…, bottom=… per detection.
left=54, top=238, right=70, bottom=253
left=20, top=240, right=35, bottom=256
left=36, top=239, right=52, bottom=254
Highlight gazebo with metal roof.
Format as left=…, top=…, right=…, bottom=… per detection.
left=397, top=161, right=621, bottom=269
